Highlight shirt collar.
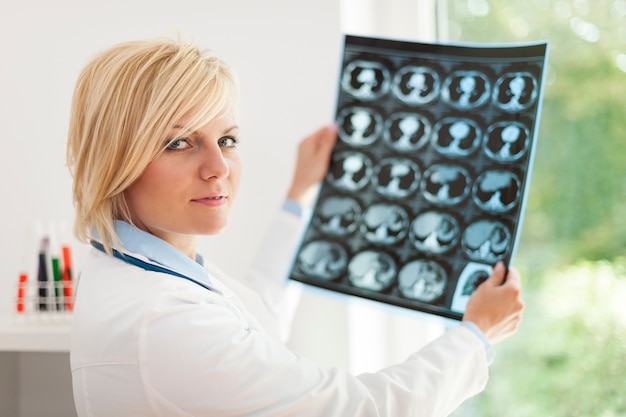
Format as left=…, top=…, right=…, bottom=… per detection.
left=107, top=220, right=212, bottom=288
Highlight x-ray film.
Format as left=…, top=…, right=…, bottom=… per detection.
left=289, top=35, right=548, bottom=320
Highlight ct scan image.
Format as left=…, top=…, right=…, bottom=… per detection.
left=338, top=106, right=384, bottom=147
left=290, top=35, right=548, bottom=320
left=383, top=112, right=432, bottom=152
left=313, top=196, right=362, bottom=236
left=360, top=203, right=409, bottom=245
left=484, top=120, right=530, bottom=162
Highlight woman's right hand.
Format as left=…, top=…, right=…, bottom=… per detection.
left=462, top=262, right=525, bottom=344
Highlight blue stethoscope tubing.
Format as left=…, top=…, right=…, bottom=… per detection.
left=90, top=240, right=216, bottom=292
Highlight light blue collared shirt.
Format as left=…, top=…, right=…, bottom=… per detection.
left=460, top=321, right=494, bottom=364
left=282, top=199, right=304, bottom=217
left=107, top=220, right=212, bottom=289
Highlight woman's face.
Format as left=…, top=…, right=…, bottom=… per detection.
left=124, top=110, right=241, bottom=255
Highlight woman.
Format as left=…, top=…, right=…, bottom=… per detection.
left=67, top=37, right=524, bottom=417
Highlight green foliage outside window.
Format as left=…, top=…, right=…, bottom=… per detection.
left=444, top=1, right=626, bottom=415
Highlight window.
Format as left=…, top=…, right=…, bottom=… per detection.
left=441, top=1, right=626, bottom=415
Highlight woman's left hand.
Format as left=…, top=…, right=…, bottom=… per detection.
left=287, top=124, right=338, bottom=205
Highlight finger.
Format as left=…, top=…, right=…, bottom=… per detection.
left=485, top=261, right=507, bottom=286
left=319, top=124, right=338, bottom=148
left=498, top=312, right=524, bottom=338
left=489, top=308, right=524, bottom=343
left=502, top=267, right=522, bottom=290
left=311, top=123, right=336, bottom=140
left=302, top=124, right=336, bottom=154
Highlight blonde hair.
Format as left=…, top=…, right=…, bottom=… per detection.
left=66, top=37, right=240, bottom=253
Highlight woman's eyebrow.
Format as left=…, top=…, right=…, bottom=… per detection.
left=223, top=125, right=239, bottom=134
left=167, top=124, right=239, bottom=138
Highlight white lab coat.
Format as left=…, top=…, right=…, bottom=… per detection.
left=70, top=210, right=489, bottom=417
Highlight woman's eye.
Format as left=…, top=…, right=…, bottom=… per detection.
left=166, top=138, right=191, bottom=151
left=218, top=136, right=239, bottom=148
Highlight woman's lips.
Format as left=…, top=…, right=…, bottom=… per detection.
left=191, top=195, right=227, bottom=206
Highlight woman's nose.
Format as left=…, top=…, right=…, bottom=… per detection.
left=199, top=143, right=230, bottom=180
